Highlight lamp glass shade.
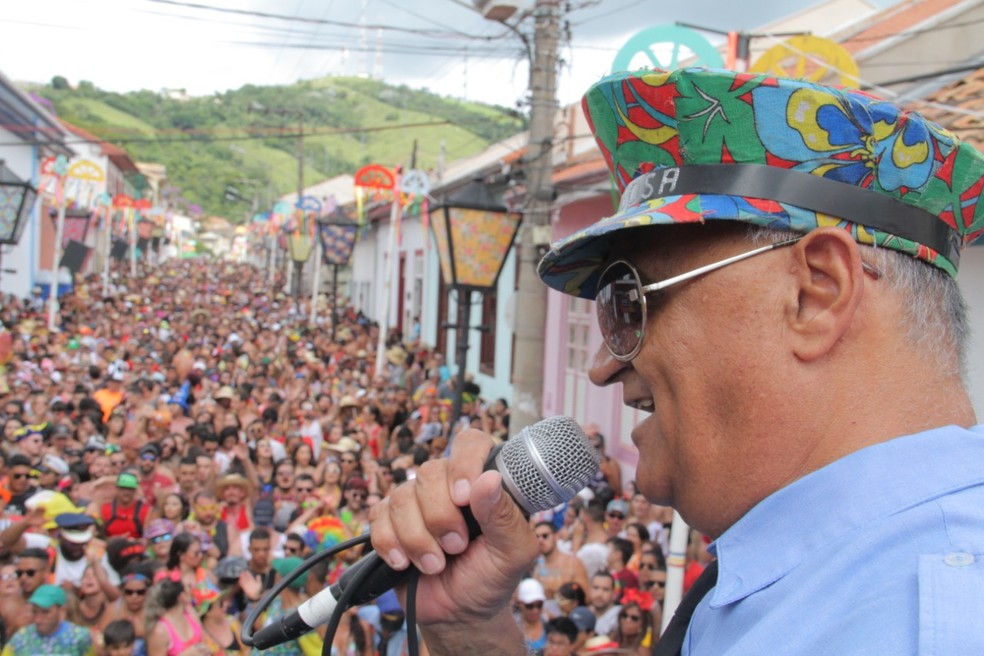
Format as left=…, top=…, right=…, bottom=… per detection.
left=287, top=232, right=313, bottom=262
left=0, top=181, right=35, bottom=245
left=433, top=206, right=521, bottom=288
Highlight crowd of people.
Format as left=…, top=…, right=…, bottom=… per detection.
left=0, top=258, right=682, bottom=655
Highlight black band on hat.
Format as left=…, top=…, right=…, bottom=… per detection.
left=620, top=164, right=962, bottom=266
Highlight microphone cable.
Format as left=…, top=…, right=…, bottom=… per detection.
left=240, top=533, right=424, bottom=656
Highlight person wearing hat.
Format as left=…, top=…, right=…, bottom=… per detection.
left=367, top=66, right=984, bottom=655
left=94, top=472, right=150, bottom=540
left=1, top=505, right=121, bottom=595
left=515, top=577, right=548, bottom=653
left=569, top=605, right=598, bottom=653
left=1, top=584, right=92, bottom=656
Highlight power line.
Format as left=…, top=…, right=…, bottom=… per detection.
left=145, top=0, right=507, bottom=40
left=0, top=118, right=474, bottom=148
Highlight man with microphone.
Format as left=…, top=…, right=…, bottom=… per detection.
left=368, top=67, right=984, bottom=654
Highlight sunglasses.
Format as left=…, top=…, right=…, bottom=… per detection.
left=16, top=569, right=38, bottom=578
left=522, top=601, right=543, bottom=610
left=595, top=237, right=804, bottom=362
left=123, top=588, right=147, bottom=596
left=620, top=612, right=642, bottom=621
left=284, top=546, right=300, bottom=555
left=151, top=534, right=172, bottom=543
left=11, top=473, right=29, bottom=480
left=606, top=512, right=625, bottom=520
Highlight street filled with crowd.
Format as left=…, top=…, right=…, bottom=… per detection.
left=0, top=259, right=699, bottom=656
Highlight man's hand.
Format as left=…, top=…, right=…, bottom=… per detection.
left=23, top=506, right=48, bottom=529
left=368, top=429, right=537, bottom=626
left=85, top=538, right=106, bottom=564
left=238, top=570, right=263, bottom=601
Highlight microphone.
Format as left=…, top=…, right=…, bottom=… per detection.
left=250, top=416, right=599, bottom=649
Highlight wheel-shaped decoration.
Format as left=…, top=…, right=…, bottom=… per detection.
left=400, top=169, right=430, bottom=196
left=750, top=35, right=859, bottom=87
left=612, top=25, right=724, bottom=73
left=67, top=159, right=105, bottom=182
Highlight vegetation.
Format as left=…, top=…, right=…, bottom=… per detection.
left=32, top=76, right=526, bottom=222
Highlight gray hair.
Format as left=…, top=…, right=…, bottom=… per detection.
left=747, top=226, right=970, bottom=379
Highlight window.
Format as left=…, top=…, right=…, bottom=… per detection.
left=480, top=288, right=497, bottom=376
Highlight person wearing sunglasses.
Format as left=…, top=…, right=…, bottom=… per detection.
left=108, top=570, right=151, bottom=653
left=611, top=599, right=655, bottom=656
left=514, top=578, right=548, bottom=654
left=370, top=68, right=984, bottom=654
left=0, top=548, right=50, bottom=635
left=4, top=454, right=37, bottom=516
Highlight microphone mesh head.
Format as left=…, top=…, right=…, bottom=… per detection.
left=498, top=416, right=600, bottom=513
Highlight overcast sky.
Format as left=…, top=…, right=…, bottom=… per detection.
left=2, top=0, right=901, bottom=107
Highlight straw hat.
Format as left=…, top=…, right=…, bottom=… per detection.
left=214, top=472, right=253, bottom=495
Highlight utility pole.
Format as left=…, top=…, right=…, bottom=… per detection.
left=510, top=0, right=559, bottom=431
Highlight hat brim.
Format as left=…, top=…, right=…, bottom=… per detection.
left=59, top=527, right=94, bottom=544
left=538, top=192, right=832, bottom=299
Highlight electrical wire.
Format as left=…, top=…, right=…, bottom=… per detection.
left=146, top=0, right=498, bottom=39
left=241, top=532, right=425, bottom=656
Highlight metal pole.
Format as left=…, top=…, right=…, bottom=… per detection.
left=331, top=263, right=339, bottom=341
left=49, top=190, right=67, bottom=332
left=451, top=288, right=472, bottom=430
left=102, top=207, right=111, bottom=296
left=661, top=511, right=692, bottom=633
left=129, top=210, right=137, bottom=279
left=510, top=0, right=559, bottom=431
left=309, top=231, right=322, bottom=324
left=374, top=170, right=402, bottom=376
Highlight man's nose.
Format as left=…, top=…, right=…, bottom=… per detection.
left=588, top=342, right=629, bottom=387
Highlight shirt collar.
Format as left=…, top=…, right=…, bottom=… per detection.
left=708, top=424, right=984, bottom=607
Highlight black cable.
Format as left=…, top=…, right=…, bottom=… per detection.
left=320, top=550, right=385, bottom=656
left=406, top=568, right=421, bottom=656
left=241, top=532, right=370, bottom=647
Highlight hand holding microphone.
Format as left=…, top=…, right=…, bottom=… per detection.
left=249, top=416, right=598, bottom=652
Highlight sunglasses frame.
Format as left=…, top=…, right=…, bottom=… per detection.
left=597, top=238, right=804, bottom=362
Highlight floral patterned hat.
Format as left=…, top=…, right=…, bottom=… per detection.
left=538, top=67, right=984, bottom=298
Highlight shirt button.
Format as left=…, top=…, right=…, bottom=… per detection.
left=943, top=552, right=975, bottom=567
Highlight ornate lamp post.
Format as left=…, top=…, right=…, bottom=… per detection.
left=0, top=161, right=37, bottom=287
left=285, top=209, right=314, bottom=299
left=429, top=179, right=521, bottom=428
left=316, top=207, right=358, bottom=340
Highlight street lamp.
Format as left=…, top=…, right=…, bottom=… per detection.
left=0, top=161, right=38, bottom=288
left=316, top=207, right=358, bottom=340
left=285, top=218, right=313, bottom=299
left=0, top=161, right=37, bottom=246
left=429, top=178, right=521, bottom=428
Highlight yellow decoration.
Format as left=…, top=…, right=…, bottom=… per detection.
left=750, top=35, right=860, bottom=88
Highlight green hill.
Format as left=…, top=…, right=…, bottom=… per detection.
left=33, top=76, right=527, bottom=221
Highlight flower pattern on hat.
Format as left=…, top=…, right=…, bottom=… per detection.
left=539, top=67, right=984, bottom=297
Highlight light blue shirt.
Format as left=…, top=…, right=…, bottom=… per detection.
left=685, top=424, right=984, bottom=655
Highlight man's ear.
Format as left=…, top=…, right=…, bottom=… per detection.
left=786, top=228, right=868, bottom=361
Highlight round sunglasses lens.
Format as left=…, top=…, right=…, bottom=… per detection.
left=597, top=261, right=644, bottom=359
